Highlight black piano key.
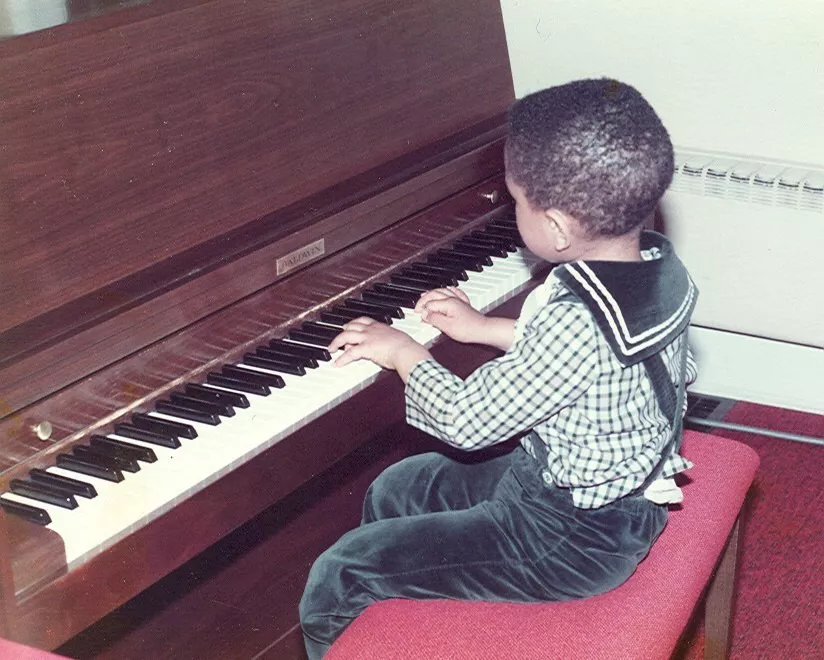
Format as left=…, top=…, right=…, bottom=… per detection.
left=362, top=289, right=419, bottom=309
left=0, top=497, right=51, bottom=525
left=73, top=445, right=141, bottom=473
left=89, top=435, right=157, bottom=464
left=56, top=454, right=124, bottom=483
left=382, top=278, right=428, bottom=295
left=344, top=298, right=404, bottom=319
left=114, top=422, right=183, bottom=448
left=132, top=413, right=197, bottom=439
left=319, top=312, right=353, bottom=327
left=444, top=245, right=495, bottom=265
left=489, top=214, right=517, bottom=228
left=301, top=321, right=343, bottom=341
left=288, top=329, right=334, bottom=348
left=428, top=251, right=485, bottom=272
left=396, top=269, right=455, bottom=287
left=155, top=401, right=222, bottom=426
left=256, top=346, right=317, bottom=369
left=327, top=306, right=393, bottom=325
left=465, top=231, right=513, bottom=246
left=29, top=468, right=98, bottom=499
left=486, top=216, right=518, bottom=229
left=242, top=353, right=306, bottom=376
left=484, top=224, right=524, bottom=247
left=487, top=216, right=522, bottom=233
left=455, top=237, right=508, bottom=258
left=10, top=479, right=79, bottom=510
left=403, top=262, right=468, bottom=281
left=170, top=392, right=235, bottom=417
left=392, top=272, right=458, bottom=289
left=221, top=365, right=285, bottom=389
left=186, top=383, right=251, bottom=409
left=371, top=283, right=422, bottom=304
left=207, top=373, right=271, bottom=396
left=269, top=339, right=332, bottom=362
left=471, top=230, right=517, bottom=252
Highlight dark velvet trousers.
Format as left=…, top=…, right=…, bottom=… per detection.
left=299, top=446, right=667, bottom=659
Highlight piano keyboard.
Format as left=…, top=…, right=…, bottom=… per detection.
left=1, top=217, right=543, bottom=569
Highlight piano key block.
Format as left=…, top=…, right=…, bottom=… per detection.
left=0, top=240, right=542, bottom=574
left=0, top=170, right=542, bottom=660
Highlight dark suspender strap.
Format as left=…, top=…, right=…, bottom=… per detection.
left=638, top=328, right=690, bottom=492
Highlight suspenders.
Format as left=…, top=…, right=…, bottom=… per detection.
left=638, top=329, right=690, bottom=493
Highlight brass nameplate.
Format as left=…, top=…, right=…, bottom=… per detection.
left=276, top=238, right=326, bottom=276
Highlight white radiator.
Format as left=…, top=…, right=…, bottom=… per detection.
left=661, top=149, right=824, bottom=413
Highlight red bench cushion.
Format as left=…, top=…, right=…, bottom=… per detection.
left=327, top=430, right=759, bottom=659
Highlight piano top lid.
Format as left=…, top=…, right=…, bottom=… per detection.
left=0, top=0, right=514, bottom=380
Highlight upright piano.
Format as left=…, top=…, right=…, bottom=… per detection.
left=0, top=0, right=542, bottom=655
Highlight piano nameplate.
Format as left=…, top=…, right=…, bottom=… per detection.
left=277, top=239, right=326, bottom=276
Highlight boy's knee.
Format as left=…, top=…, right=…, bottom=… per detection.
left=300, top=542, right=377, bottom=654
left=362, top=453, right=428, bottom=523
left=300, top=547, right=340, bottom=623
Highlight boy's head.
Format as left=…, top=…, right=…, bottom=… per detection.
left=505, top=79, right=673, bottom=242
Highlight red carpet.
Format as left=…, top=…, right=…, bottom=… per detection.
left=679, top=402, right=824, bottom=659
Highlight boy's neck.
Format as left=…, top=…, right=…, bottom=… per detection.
left=570, top=227, right=643, bottom=263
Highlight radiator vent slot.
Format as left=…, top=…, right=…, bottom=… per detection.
left=671, top=150, right=824, bottom=214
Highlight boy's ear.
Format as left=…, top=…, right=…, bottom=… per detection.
left=543, top=208, right=575, bottom=252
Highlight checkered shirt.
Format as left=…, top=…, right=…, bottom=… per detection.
left=405, top=273, right=697, bottom=509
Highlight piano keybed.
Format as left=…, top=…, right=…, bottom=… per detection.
left=1, top=212, right=543, bottom=571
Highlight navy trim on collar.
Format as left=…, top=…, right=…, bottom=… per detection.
left=553, top=231, right=697, bottom=366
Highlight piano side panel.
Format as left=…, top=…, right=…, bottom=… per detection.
left=0, top=515, right=14, bottom=638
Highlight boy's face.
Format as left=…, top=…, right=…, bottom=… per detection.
left=505, top=175, right=566, bottom=262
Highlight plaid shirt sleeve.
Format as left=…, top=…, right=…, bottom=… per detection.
left=405, top=301, right=600, bottom=450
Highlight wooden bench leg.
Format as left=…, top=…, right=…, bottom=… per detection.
left=703, top=517, right=740, bottom=660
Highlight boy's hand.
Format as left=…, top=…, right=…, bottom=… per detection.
left=329, top=317, right=432, bottom=382
left=415, top=286, right=516, bottom=351
left=415, top=286, right=487, bottom=344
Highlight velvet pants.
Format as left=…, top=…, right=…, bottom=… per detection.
left=299, top=446, right=667, bottom=659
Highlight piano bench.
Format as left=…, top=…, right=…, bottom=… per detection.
left=0, top=637, right=67, bottom=659
left=325, top=430, right=760, bottom=660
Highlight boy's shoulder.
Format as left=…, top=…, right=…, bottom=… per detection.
left=550, top=232, right=697, bottom=366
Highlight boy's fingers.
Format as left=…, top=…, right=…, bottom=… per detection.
left=334, top=346, right=361, bottom=368
left=342, top=317, right=374, bottom=331
left=448, top=286, right=470, bottom=304
left=329, top=328, right=364, bottom=352
left=422, top=299, right=451, bottom=316
left=415, top=289, right=450, bottom=313
left=330, top=317, right=390, bottom=352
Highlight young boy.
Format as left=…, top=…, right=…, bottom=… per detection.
left=299, top=78, right=697, bottom=658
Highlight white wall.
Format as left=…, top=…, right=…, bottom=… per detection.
left=500, top=0, right=824, bottom=163
left=0, top=0, right=67, bottom=37
left=500, top=0, right=824, bottom=414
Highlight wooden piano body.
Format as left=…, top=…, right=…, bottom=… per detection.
left=0, top=0, right=527, bottom=655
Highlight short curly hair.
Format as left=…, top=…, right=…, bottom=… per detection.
left=505, top=78, right=673, bottom=237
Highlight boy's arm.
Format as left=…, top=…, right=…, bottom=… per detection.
left=475, top=316, right=516, bottom=352
left=406, top=301, right=600, bottom=450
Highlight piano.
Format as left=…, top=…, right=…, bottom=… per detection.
left=0, top=0, right=543, bottom=655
